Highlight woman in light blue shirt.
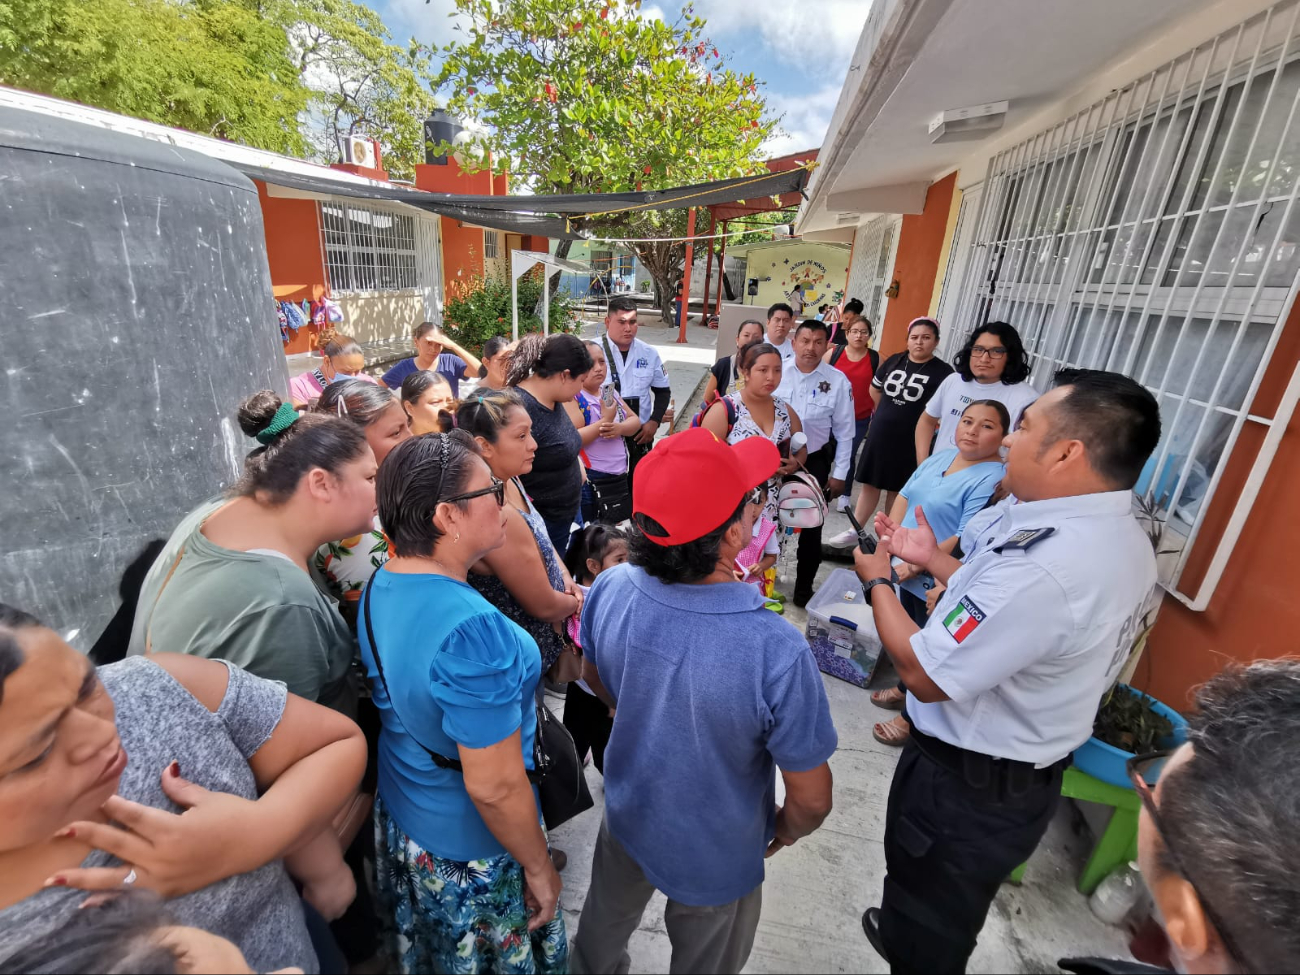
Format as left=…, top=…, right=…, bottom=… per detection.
left=359, top=431, right=566, bottom=975
left=873, top=400, right=1008, bottom=747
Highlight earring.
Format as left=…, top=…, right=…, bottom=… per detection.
left=454, top=532, right=460, bottom=543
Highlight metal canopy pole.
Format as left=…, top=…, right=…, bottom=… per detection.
left=676, top=206, right=696, bottom=343
left=542, top=267, right=551, bottom=336
left=511, top=267, right=520, bottom=340
left=715, top=219, right=729, bottom=316
left=701, top=209, right=717, bottom=320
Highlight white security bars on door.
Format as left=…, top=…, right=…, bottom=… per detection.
left=949, top=1, right=1300, bottom=606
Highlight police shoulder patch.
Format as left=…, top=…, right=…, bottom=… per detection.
left=942, top=596, right=986, bottom=644
left=994, top=527, right=1056, bottom=553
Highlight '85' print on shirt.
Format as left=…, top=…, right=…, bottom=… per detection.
left=881, top=369, right=934, bottom=403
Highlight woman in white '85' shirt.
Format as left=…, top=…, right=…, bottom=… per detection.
left=916, top=321, right=1038, bottom=465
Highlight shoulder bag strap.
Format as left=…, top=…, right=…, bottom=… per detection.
left=829, top=345, right=844, bottom=367
left=362, top=579, right=542, bottom=782
left=602, top=335, right=623, bottom=394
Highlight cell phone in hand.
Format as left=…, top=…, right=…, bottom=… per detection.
left=844, top=509, right=876, bottom=554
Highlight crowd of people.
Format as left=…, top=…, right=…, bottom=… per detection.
left=0, top=292, right=1295, bottom=975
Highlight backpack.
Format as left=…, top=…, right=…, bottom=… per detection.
left=829, top=345, right=881, bottom=373
left=689, top=391, right=739, bottom=437
left=777, top=469, right=828, bottom=529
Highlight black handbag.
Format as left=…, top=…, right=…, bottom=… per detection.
left=363, top=579, right=593, bottom=831
left=587, top=472, right=632, bottom=523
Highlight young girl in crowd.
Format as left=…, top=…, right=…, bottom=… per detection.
left=0, top=606, right=367, bottom=974
left=359, top=433, right=566, bottom=974
left=474, top=335, right=513, bottom=395
left=129, top=390, right=377, bottom=717
left=399, top=370, right=455, bottom=435
left=313, top=380, right=412, bottom=605
left=870, top=400, right=1010, bottom=747
left=733, top=513, right=782, bottom=611
left=561, top=524, right=628, bottom=772
left=565, top=341, right=640, bottom=525
left=507, top=332, right=593, bottom=554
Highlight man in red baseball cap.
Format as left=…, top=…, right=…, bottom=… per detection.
left=571, top=427, right=838, bottom=974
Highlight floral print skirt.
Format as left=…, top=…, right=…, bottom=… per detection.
left=375, top=798, right=568, bottom=975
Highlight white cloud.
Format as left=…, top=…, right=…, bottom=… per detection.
left=763, top=82, right=841, bottom=155
left=697, top=0, right=872, bottom=76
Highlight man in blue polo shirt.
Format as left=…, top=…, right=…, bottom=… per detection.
left=571, top=429, right=838, bottom=974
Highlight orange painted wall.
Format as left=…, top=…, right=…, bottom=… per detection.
left=256, top=181, right=327, bottom=355
left=415, top=159, right=498, bottom=297
left=1137, top=310, right=1300, bottom=709
left=878, top=171, right=958, bottom=357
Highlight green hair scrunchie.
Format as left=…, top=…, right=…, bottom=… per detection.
left=256, top=401, right=300, bottom=445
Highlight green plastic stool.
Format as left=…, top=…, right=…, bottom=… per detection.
left=1006, top=766, right=1140, bottom=894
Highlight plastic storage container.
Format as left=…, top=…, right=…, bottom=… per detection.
left=804, top=568, right=882, bottom=688
left=1072, top=684, right=1189, bottom=789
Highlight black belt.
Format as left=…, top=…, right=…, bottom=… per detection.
left=908, top=724, right=1069, bottom=801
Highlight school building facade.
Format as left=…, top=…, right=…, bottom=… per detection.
left=800, top=0, right=1300, bottom=707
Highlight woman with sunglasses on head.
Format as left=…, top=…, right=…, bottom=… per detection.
left=312, top=380, right=412, bottom=607
left=359, top=432, right=566, bottom=975
left=288, top=336, right=379, bottom=408
left=457, top=391, right=583, bottom=680
left=915, top=321, right=1038, bottom=465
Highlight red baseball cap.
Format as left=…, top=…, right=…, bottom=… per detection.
left=632, top=428, right=780, bottom=545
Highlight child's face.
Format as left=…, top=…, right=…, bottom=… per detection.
left=590, top=540, right=628, bottom=578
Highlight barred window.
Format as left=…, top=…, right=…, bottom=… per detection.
left=484, top=230, right=500, bottom=260
left=947, top=1, right=1300, bottom=599
left=320, top=201, right=418, bottom=292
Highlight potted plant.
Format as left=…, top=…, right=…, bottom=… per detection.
left=1073, top=495, right=1189, bottom=788
left=1074, top=684, right=1188, bottom=788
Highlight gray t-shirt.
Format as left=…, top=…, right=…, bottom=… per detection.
left=129, top=499, right=358, bottom=716
left=0, top=656, right=317, bottom=973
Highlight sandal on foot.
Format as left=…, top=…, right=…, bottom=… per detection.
left=872, top=716, right=911, bottom=747
left=870, top=686, right=906, bottom=711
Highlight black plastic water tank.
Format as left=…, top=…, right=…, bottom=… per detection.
left=0, top=102, right=289, bottom=648
left=423, top=110, right=464, bottom=165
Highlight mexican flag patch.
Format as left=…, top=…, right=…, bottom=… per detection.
left=943, top=596, right=986, bottom=643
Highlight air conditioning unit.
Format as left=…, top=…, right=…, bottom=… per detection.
left=344, top=136, right=377, bottom=169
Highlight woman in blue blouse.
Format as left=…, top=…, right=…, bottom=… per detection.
left=873, top=400, right=1009, bottom=747
left=359, top=431, right=566, bottom=975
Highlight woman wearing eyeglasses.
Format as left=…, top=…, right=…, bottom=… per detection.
left=358, top=432, right=566, bottom=975
left=457, top=391, right=584, bottom=680
left=915, top=321, right=1038, bottom=465
left=824, top=315, right=880, bottom=512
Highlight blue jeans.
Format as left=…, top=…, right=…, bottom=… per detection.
left=842, top=416, right=872, bottom=497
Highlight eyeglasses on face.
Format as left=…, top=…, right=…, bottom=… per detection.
left=970, top=346, right=1008, bottom=359
left=1127, top=750, right=1248, bottom=969
left=444, top=476, right=506, bottom=507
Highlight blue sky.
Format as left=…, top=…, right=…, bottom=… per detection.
left=366, top=0, right=873, bottom=156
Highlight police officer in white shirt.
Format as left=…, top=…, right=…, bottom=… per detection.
left=600, top=295, right=672, bottom=473
left=776, top=319, right=856, bottom=605
left=852, top=368, right=1161, bottom=973
left=763, top=302, right=796, bottom=363
left=917, top=322, right=1040, bottom=463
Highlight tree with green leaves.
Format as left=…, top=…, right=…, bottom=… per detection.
left=0, top=0, right=439, bottom=176
left=434, top=0, right=777, bottom=322
left=0, top=0, right=311, bottom=155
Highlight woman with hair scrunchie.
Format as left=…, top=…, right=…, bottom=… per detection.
left=127, top=390, right=377, bottom=718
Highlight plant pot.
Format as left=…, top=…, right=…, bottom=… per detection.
left=1073, top=684, right=1189, bottom=790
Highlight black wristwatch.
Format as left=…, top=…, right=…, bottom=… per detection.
left=861, top=577, right=893, bottom=599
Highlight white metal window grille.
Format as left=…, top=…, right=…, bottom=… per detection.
left=484, top=230, right=500, bottom=260
left=319, top=200, right=418, bottom=293
left=950, top=1, right=1300, bottom=606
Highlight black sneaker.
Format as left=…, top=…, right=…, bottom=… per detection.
left=792, top=589, right=812, bottom=608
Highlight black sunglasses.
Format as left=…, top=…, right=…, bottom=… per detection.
left=1127, top=750, right=1248, bottom=969
left=444, top=476, right=506, bottom=508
